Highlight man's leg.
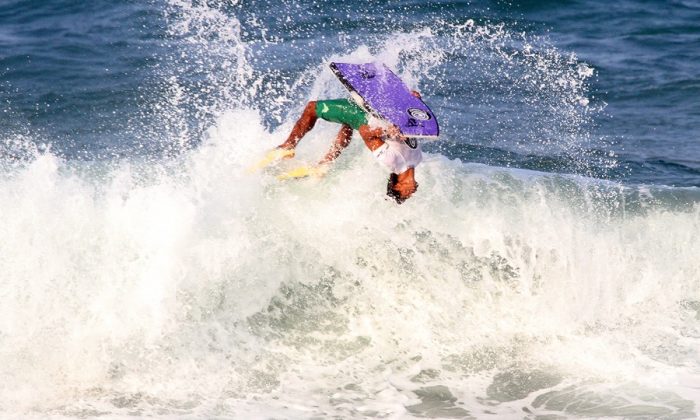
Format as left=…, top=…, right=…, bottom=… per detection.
left=279, top=101, right=318, bottom=150
left=319, top=124, right=353, bottom=164
left=277, top=124, right=352, bottom=180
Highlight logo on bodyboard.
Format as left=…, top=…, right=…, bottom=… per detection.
left=404, top=138, right=418, bottom=149
left=360, top=69, right=376, bottom=79
left=407, top=108, right=431, bottom=121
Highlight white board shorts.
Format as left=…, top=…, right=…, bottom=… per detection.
left=372, top=138, right=422, bottom=174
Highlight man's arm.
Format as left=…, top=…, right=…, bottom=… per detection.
left=319, top=124, right=353, bottom=164
left=358, top=125, right=386, bottom=152
left=352, top=91, right=421, bottom=154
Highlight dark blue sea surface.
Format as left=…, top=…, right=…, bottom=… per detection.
left=1, top=0, right=699, bottom=186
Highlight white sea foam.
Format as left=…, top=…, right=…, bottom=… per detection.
left=1, top=109, right=699, bottom=418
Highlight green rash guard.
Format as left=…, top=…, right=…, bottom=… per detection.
left=315, top=99, right=368, bottom=130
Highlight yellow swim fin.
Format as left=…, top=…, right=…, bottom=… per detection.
left=276, top=164, right=329, bottom=180
left=247, top=148, right=295, bottom=173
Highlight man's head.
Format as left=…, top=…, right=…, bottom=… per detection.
left=387, top=168, right=418, bottom=204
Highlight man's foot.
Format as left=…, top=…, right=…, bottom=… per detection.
left=276, top=163, right=329, bottom=180
left=248, top=148, right=295, bottom=172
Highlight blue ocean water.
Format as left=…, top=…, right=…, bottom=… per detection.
left=1, top=1, right=699, bottom=418
left=1, top=0, right=699, bottom=185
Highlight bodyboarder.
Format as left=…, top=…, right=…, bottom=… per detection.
left=254, top=91, right=426, bottom=204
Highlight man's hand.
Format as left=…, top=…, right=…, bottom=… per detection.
left=386, top=125, right=403, bottom=139
left=411, top=90, right=422, bottom=99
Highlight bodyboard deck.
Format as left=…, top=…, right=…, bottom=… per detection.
left=330, top=62, right=439, bottom=138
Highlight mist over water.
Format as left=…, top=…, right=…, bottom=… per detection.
left=1, top=0, right=699, bottom=418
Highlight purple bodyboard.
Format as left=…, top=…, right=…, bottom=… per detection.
left=330, top=62, right=439, bottom=138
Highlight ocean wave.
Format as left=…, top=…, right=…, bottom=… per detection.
left=1, top=108, right=699, bottom=417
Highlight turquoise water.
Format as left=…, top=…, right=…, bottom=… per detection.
left=1, top=1, right=699, bottom=418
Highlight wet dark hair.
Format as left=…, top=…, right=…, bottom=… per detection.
left=386, top=174, right=403, bottom=203
left=386, top=173, right=418, bottom=204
